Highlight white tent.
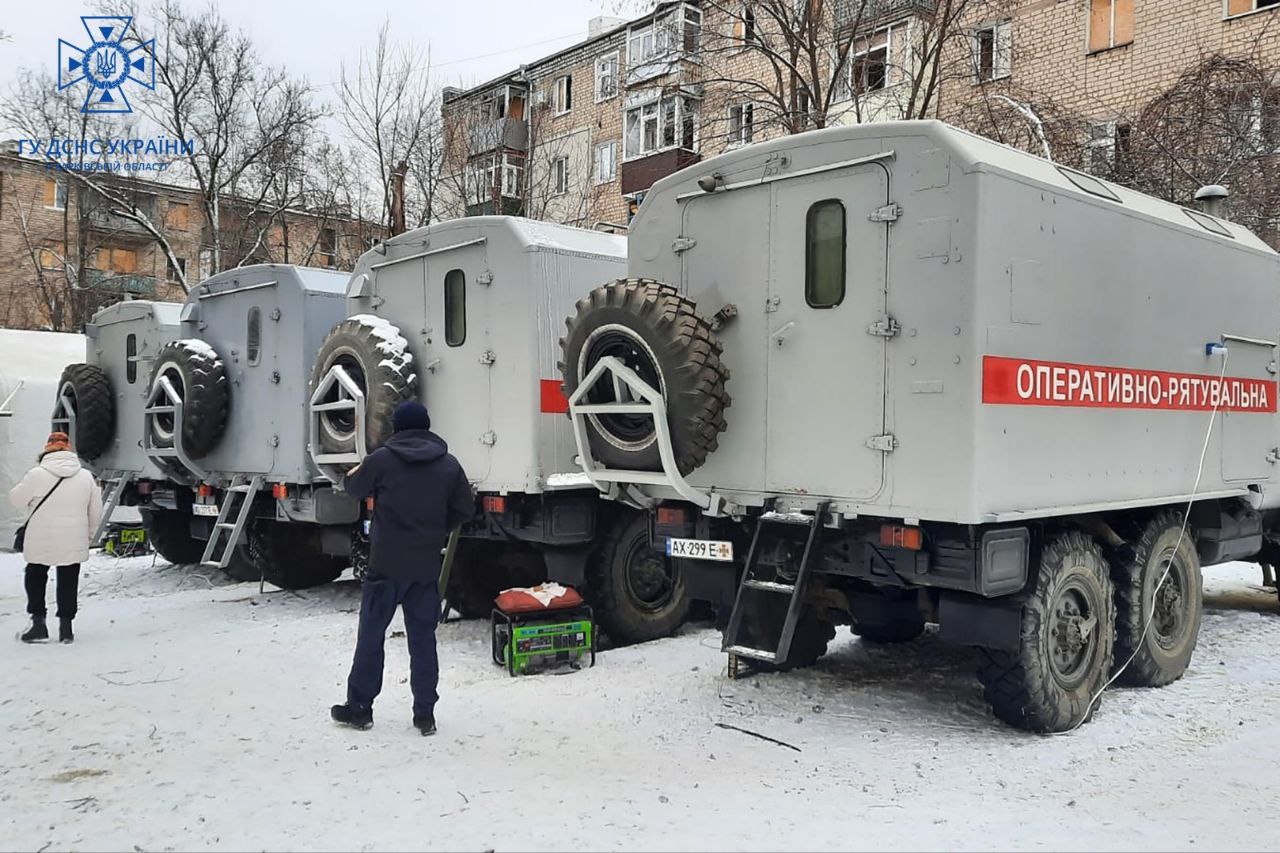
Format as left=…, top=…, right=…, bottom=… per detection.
left=0, top=329, right=87, bottom=549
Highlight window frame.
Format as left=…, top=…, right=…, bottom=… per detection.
left=595, top=141, right=618, bottom=184
left=728, top=102, right=754, bottom=146
left=45, top=178, right=67, bottom=211
left=1087, top=0, right=1134, bottom=54
left=623, top=93, right=699, bottom=160
left=971, top=20, right=1012, bottom=82
left=804, top=199, right=847, bottom=310
left=595, top=52, right=620, bottom=102
left=1224, top=0, right=1279, bottom=19
left=553, top=74, right=573, bottom=115
left=552, top=156, right=570, bottom=196
left=246, top=306, right=262, bottom=367
left=444, top=268, right=467, bottom=347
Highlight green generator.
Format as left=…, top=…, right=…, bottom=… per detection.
left=491, top=604, right=595, bottom=676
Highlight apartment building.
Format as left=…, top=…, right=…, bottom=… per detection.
left=0, top=151, right=381, bottom=331
left=441, top=0, right=1278, bottom=242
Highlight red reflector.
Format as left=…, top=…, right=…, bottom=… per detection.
left=272, top=484, right=288, bottom=499
left=135, top=481, right=152, bottom=495
left=880, top=525, right=923, bottom=550
left=197, top=484, right=213, bottom=498
left=484, top=495, right=507, bottom=514
left=540, top=379, right=570, bottom=414
left=656, top=506, right=687, bottom=526
left=365, top=497, right=375, bottom=511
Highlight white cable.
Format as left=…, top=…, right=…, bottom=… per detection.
left=1056, top=347, right=1230, bottom=735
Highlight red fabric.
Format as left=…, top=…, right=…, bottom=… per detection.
left=540, top=380, right=570, bottom=414
left=494, top=585, right=584, bottom=614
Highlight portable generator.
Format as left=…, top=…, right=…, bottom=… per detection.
left=491, top=601, right=595, bottom=676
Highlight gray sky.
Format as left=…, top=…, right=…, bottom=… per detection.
left=0, top=0, right=645, bottom=127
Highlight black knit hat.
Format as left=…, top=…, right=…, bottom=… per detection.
left=392, top=401, right=430, bottom=433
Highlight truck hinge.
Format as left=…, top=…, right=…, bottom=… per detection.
left=672, top=237, right=697, bottom=254
left=1268, top=448, right=1280, bottom=464
left=479, top=349, right=496, bottom=365
left=477, top=270, right=494, bottom=286
left=866, top=434, right=897, bottom=452
left=866, top=314, right=901, bottom=338
left=480, top=431, right=497, bottom=446
left=869, top=203, right=902, bottom=223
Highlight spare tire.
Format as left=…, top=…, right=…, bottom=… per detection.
left=560, top=279, right=730, bottom=475
left=311, top=316, right=417, bottom=456
left=52, top=364, right=115, bottom=459
left=146, top=340, right=229, bottom=472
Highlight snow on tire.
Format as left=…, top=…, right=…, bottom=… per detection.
left=310, top=315, right=417, bottom=456
left=146, top=340, right=230, bottom=473
left=52, top=363, right=115, bottom=460
left=559, top=278, right=730, bottom=476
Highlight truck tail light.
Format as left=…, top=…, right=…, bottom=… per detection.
left=656, top=506, right=687, bottom=526
left=272, top=484, right=288, bottom=499
left=880, top=524, right=923, bottom=551
left=484, top=496, right=506, bottom=514
left=365, top=497, right=374, bottom=511
left=197, top=484, right=213, bottom=498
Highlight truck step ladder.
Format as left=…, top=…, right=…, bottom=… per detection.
left=92, top=471, right=137, bottom=547
left=200, top=475, right=264, bottom=569
left=722, top=502, right=829, bottom=677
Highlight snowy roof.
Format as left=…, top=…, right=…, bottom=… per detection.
left=193, top=264, right=351, bottom=301
left=371, top=216, right=627, bottom=264
left=645, top=119, right=1278, bottom=256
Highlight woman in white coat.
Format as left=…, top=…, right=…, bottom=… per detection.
left=8, top=432, right=102, bottom=643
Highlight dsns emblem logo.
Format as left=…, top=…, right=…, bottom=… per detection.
left=57, top=16, right=155, bottom=114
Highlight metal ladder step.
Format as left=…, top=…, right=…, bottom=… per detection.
left=92, top=471, right=137, bottom=548
left=744, top=579, right=795, bottom=593
left=723, top=645, right=777, bottom=663
left=200, top=475, right=263, bottom=569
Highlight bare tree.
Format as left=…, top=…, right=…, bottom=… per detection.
left=340, top=21, right=442, bottom=235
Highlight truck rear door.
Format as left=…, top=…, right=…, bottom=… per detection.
left=765, top=163, right=891, bottom=501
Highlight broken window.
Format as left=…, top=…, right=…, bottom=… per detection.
left=44, top=178, right=67, bottom=210
left=554, top=75, right=573, bottom=114
left=596, top=141, right=618, bottom=184
left=972, top=21, right=1012, bottom=82
left=165, top=201, right=190, bottom=231
left=728, top=102, right=754, bottom=145
left=734, top=4, right=757, bottom=42
left=319, top=227, right=337, bottom=268
left=596, top=53, right=619, bottom=101
left=806, top=199, right=846, bottom=309
left=166, top=256, right=186, bottom=282
left=552, top=156, right=570, bottom=196
left=444, top=268, right=466, bottom=347
left=1088, top=0, right=1133, bottom=52
left=1226, top=0, right=1280, bottom=15
left=624, top=95, right=699, bottom=158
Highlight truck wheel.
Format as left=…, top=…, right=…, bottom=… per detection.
left=141, top=508, right=205, bottom=565
left=248, top=521, right=345, bottom=590
left=731, top=595, right=835, bottom=671
left=52, top=364, right=115, bottom=460
left=146, top=340, right=229, bottom=475
left=1112, top=512, right=1202, bottom=687
left=560, top=278, right=730, bottom=475
left=977, top=531, right=1115, bottom=733
left=311, top=317, right=416, bottom=456
left=589, top=512, right=690, bottom=644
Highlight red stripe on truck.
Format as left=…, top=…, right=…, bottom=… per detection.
left=982, top=355, right=1276, bottom=413
left=540, top=379, right=570, bottom=414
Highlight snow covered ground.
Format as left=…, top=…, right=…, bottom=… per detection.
left=1, top=552, right=1278, bottom=852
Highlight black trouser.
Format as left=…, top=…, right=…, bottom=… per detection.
left=346, top=574, right=440, bottom=718
left=25, top=563, right=80, bottom=620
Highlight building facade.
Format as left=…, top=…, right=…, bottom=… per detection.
left=0, top=151, right=381, bottom=331
left=440, top=0, right=1279, bottom=245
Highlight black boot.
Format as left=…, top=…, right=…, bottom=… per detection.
left=59, top=618, right=74, bottom=644
left=20, top=618, right=48, bottom=644
left=330, top=703, right=373, bottom=730
left=413, top=714, right=436, bottom=737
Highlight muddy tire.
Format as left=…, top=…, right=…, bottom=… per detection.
left=146, top=341, right=229, bottom=477
left=311, top=317, right=417, bottom=456
left=588, top=512, right=690, bottom=645
left=560, top=278, right=730, bottom=475
left=977, top=532, right=1115, bottom=733
left=141, top=508, right=205, bottom=565
left=247, top=521, right=345, bottom=590
left=52, top=364, right=115, bottom=460
left=730, top=595, right=835, bottom=672
left=1112, top=511, right=1202, bottom=687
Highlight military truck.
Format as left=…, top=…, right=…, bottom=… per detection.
left=40, top=300, right=262, bottom=571
left=132, top=264, right=354, bottom=588
left=308, top=217, right=693, bottom=643
left=560, top=120, right=1280, bottom=731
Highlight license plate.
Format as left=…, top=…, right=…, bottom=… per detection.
left=666, top=537, right=734, bottom=562
left=192, top=504, right=220, bottom=517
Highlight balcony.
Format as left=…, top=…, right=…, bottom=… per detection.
left=84, top=269, right=157, bottom=297
left=468, top=118, right=529, bottom=156
left=621, top=148, right=701, bottom=195
left=81, top=201, right=157, bottom=242
left=837, top=0, right=937, bottom=30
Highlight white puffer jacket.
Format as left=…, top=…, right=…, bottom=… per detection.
left=8, top=451, right=103, bottom=566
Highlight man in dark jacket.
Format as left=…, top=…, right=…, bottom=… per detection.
left=330, top=401, right=474, bottom=736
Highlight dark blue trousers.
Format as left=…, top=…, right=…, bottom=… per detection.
left=346, top=574, right=440, bottom=717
